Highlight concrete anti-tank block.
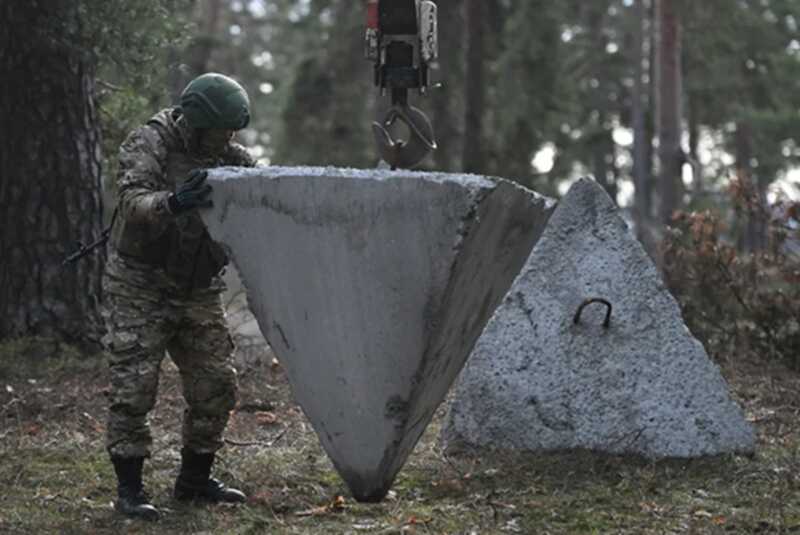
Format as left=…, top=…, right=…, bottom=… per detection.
left=201, top=166, right=555, bottom=501
left=441, top=178, right=755, bottom=459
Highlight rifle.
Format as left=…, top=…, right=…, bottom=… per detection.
left=62, top=207, right=118, bottom=267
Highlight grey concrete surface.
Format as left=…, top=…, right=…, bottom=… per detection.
left=201, top=166, right=555, bottom=501
left=441, top=178, right=755, bottom=459
left=222, top=266, right=274, bottom=370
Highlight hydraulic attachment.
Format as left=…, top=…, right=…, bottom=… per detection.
left=366, top=0, right=438, bottom=169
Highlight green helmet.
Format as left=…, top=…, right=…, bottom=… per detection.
left=180, top=73, right=251, bottom=130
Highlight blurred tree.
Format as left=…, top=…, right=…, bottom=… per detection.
left=167, top=0, right=296, bottom=163
left=631, top=0, right=654, bottom=237
left=276, top=0, right=374, bottom=167
left=187, top=0, right=225, bottom=77
left=97, top=2, right=188, bottom=196
left=684, top=0, right=800, bottom=250
left=430, top=0, right=465, bottom=172
left=489, top=0, right=564, bottom=191
left=538, top=1, right=632, bottom=201
left=655, top=0, right=684, bottom=225
left=173, top=0, right=800, bottom=258
left=462, top=0, right=487, bottom=174
left=580, top=1, right=626, bottom=202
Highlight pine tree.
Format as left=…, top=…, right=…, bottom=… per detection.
left=0, top=0, right=187, bottom=344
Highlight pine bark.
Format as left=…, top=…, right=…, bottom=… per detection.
left=631, top=0, right=651, bottom=233
left=0, top=1, right=105, bottom=344
left=655, top=0, right=684, bottom=225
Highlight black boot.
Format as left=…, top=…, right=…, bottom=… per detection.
left=174, top=448, right=246, bottom=503
left=110, top=456, right=161, bottom=521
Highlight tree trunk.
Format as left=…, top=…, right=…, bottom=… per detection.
left=645, top=0, right=656, bottom=205
left=0, top=2, right=105, bottom=344
left=586, top=6, right=617, bottom=203
left=188, top=0, right=224, bottom=76
left=632, top=0, right=652, bottom=235
left=592, top=123, right=618, bottom=204
left=735, top=122, right=767, bottom=252
left=688, top=94, right=702, bottom=193
left=326, top=0, right=374, bottom=167
left=431, top=0, right=464, bottom=172
left=498, top=120, right=536, bottom=187
left=655, top=0, right=684, bottom=225
left=166, top=0, right=224, bottom=103
left=462, top=0, right=486, bottom=174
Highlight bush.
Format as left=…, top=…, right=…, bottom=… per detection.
left=662, top=177, right=800, bottom=366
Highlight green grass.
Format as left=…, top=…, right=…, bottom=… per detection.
left=2, top=341, right=800, bottom=534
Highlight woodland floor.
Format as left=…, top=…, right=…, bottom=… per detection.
left=1, top=340, right=800, bottom=535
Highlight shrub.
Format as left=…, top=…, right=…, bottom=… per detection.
left=662, top=176, right=800, bottom=366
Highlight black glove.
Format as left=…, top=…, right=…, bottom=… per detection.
left=167, top=169, right=213, bottom=214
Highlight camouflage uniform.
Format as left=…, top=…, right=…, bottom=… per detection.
left=103, top=107, right=255, bottom=459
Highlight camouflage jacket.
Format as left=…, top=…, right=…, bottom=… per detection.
left=110, top=107, right=255, bottom=291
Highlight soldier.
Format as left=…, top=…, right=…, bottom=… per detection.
left=103, top=73, right=255, bottom=520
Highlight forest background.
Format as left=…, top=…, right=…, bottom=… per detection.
left=3, top=1, right=800, bottom=533
left=2, top=0, right=800, bottom=355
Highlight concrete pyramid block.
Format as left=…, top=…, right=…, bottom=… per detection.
left=442, top=178, right=755, bottom=459
left=201, top=166, right=554, bottom=501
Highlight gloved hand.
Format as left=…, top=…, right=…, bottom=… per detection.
left=167, top=169, right=213, bottom=214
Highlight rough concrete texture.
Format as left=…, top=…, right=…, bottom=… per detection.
left=201, top=166, right=555, bottom=501
left=441, top=178, right=755, bottom=459
left=222, top=267, right=274, bottom=370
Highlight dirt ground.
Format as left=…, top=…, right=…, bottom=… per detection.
left=1, top=339, right=799, bottom=535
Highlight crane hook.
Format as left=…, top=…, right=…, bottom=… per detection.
left=366, top=0, right=439, bottom=169
left=372, top=104, right=437, bottom=170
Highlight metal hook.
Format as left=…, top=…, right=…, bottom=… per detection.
left=372, top=104, right=437, bottom=170
left=573, top=298, right=613, bottom=329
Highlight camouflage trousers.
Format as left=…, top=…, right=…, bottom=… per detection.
left=102, top=253, right=237, bottom=458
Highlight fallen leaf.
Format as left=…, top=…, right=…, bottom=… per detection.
left=256, top=411, right=279, bottom=425
left=82, top=412, right=105, bottom=433
left=331, top=495, right=346, bottom=511
left=432, top=478, right=465, bottom=493
left=296, top=495, right=347, bottom=517
left=406, top=515, right=432, bottom=525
